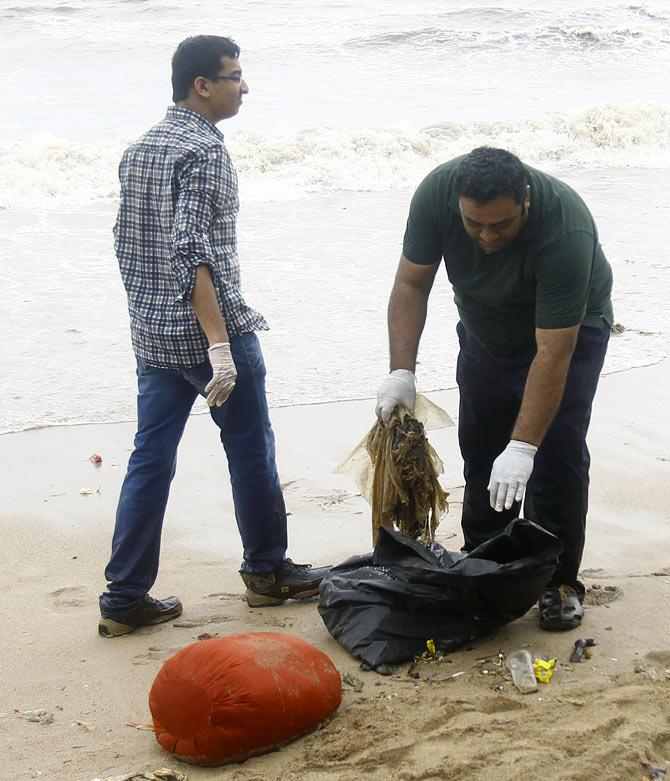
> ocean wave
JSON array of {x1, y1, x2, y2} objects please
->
[
  {"x1": 439, "y1": 6, "x2": 533, "y2": 19},
  {"x1": 0, "y1": 134, "x2": 127, "y2": 208},
  {"x1": 1, "y1": 3, "x2": 81, "y2": 16},
  {"x1": 544, "y1": 23, "x2": 669, "y2": 46},
  {"x1": 1, "y1": 103, "x2": 669, "y2": 209},
  {"x1": 0, "y1": 0, "x2": 167, "y2": 19},
  {"x1": 345, "y1": 26, "x2": 460, "y2": 48},
  {"x1": 629, "y1": 4, "x2": 670, "y2": 21},
  {"x1": 344, "y1": 21, "x2": 670, "y2": 50}
]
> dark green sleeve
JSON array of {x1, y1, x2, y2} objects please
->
[
  {"x1": 535, "y1": 230, "x2": 596, "y2": 329},
  {"x1": 402, "y1": 175, "x2": 443, "y2": 265}
]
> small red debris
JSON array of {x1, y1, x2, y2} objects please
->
[{"x1": 89, "y1": 454, "x2": 103, "y2": 464}]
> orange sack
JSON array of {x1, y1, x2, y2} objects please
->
[{"x1": 149, "y1": 631, "x2": 342, "y2": 766}]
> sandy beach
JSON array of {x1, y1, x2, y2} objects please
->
[{"x1": 1, "y1": 358, "x2": 669, "y2": 781}]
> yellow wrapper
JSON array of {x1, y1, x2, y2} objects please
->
[
  {"x1": 534, "y1": 657, "x2": 556, "y2": 684},
  {"x1": 426, "y1": 639, "x2": 436, "y2": 655}
]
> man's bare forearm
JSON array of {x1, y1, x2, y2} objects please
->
[
  {"x1": 190, "y1": 264, "x2": 229, "y2": 345},
  {"x1": 388, "y1": 278, "x2": 430, "y2": 372},
  {"x1": 387, "y1": 254, "x2": 442, "y2": 372},
  {"x1": 512, "y1": 327, "x2": 579, "y2": 446},
  {"x1": 512, "y1": 354, "x2": 570, "y2": 445}
]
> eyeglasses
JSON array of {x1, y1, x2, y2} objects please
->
[{"x1": 211, "y1": 74, "x2": 243, "y2": 84}]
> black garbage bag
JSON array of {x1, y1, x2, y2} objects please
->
[{"x1": 318, "y1": 518, "x2": 561, "y2": 668}]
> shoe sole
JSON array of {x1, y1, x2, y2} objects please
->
[
  {"x1": 98, "y1": 618, "x2": 137, "y2": 637},
  {"x1": 98, "y1": 609, "x2": 182, "y2": 638},
  {"x1": 539, "y1": 617, "x2": 583, "y2": 632},
  {"x1": 245, "y1": 586, "x2": 319, "y2": 608}
]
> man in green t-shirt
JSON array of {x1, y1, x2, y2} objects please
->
[{"x1": 375, "y1": 147, "x2": 613, "y2": 632}]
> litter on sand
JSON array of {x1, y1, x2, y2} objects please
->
[
  {"x1": 507, "y1": 650, "x2": 538, "y2": 694},
  {"x1": 570, "y1": 638, "x2": 596, "y2": 663},
  {"x1": 342, "y1": 672, "x2": 364, "y2": 691},
  {"x1": 641, "y1": 762, "x2": 667, "y2": 781},
  {"x1": 20, "y1": 709, "x2": 54, "y2": 724},
  {"x1": 92, "y1": 771, "x2": 187, "y2": 781},
  {"x1": 534, "y1": 657, "x2": 557, "y2": 684},
  {"x1": 73, "y1": 719, "x2": 95, "y2": 731}
]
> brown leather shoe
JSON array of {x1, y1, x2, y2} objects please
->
[
  {"x1": 241, "y1": 559, "x2": 331, "y2": 607},
  {"x1": 539, "y1": 584, "x2": 584, "y2": 631}
]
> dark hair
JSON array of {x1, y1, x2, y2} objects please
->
[
  {"x1": 171, "y1": 35, "x2": 240, "y2": 102},
  {"x1": 454, "y1": 147, "x2": 527, "y2": 205}
]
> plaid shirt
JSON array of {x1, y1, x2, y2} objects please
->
[{"x1": 114, "y1": 105, "x2": 268, "y2": 368}]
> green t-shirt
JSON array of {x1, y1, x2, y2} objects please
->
[{"x1": 403, "y1": 158, "x2": 614, "y2": 353}]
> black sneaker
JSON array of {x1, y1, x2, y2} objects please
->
[
  {"x1": 539, "y1": 583, "x2": 585, "y2": 631},
  {"x1": 98, "y1": 595, "x2": 183, "y2": 637},
  {"x1": 241, "y1": 559, "x2": 331, "y2": 607}
]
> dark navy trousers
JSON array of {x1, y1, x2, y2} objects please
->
[
  {"x1": 100, "y1": 332, "x2": 288, "y2": 618},
  {"x1": 456, "y1": 321, "x2": 609, "y2": 587}
]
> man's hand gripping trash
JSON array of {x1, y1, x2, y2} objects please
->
[
  {"x1": 375, "y1": 369, "x2": 417, "y2": 425},
  {"x1": 376, "y1": 370, "x2": 537, "y2": 513}
]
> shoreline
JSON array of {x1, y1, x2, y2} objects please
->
[
  {"x1": 1, "y1": 349, "x2": 666, "y2": 439},
  {"x1": 1, "y1": 359, "x2": 669, "y2": 566}
]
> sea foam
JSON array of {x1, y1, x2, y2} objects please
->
[{"x1": 1, "y1": 102, "x2": 669, "y2": 209}]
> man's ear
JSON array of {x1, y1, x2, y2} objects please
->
[{"x1": 192, "y1": 76, "x2": 211, "y2": 99}]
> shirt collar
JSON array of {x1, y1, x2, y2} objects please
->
[{"x1": 165, "y1": 105, "x2": 225, "y2": 141}]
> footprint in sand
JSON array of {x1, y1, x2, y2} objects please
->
[
  {"x1": 422, "y1": 700, "x2": 476, "y2": 732},
  {"x1": 638, "y1": 649, "x2": 670, "y2": 682},
  {"x1": 645, "y1": 649, "x2": 670, "y2": 667},
  {"x1": 132, "y1": 646, "x2": 181, "y2": 665},
  {"x1": 652, "y1": 726, "x2": 670, "y2": 759},
  {"x1": 204, "y1": 592, "x2": 241, "y2": 602},
  {"x1": 245, "y1": 613, "x2": 294, "y2": 629},
  {"x1": 477, "y1": 696, "x2": 525, "y2": 715},
  {"x1": 49, "y1": 586, "x2": 90, "y2": 613},
  {"x1": 173, "y1": 613, "x2": 236, "y2": 629},
  {"x1": 583, "y1": 584, "x2": 622, "y2": 607}
]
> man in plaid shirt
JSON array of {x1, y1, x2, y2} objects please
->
[{"x1": 99, "y1": 35, "x2": 329, "y2": 637}]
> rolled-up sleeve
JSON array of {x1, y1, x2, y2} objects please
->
[{"x1": 170, "y1": 146, "x2": 226, "y2": 302}]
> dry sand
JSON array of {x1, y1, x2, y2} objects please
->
[{"x1": 1, "y1": 359, "x2": 669, "y2": 781}]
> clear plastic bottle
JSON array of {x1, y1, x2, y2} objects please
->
[{"x1": 506, "y1": 650, "x2": 538, "y2": 694}]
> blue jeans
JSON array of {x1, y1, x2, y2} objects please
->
[
  {"x1": 456, "y1": 321, "x2": 609, "y2": 587},
  {"x1": 100, "y1": 332, "x2": 288, "y2": 617}
]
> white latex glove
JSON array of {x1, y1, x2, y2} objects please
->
[
  {"x1": 375, "y1": 369, "x2": 416, "y2": 425},
  {"x1": 205, "y1": 342, "x2": 237, "y2": 407},
  {"x1": 487, "y1": 440, "x2": 538, "y2": 512}
]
